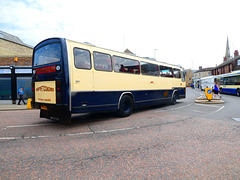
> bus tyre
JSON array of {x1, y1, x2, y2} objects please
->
[
  {"x1": 237, "y1": 89, "x2": 240, "y2": 97},
  {"x1": 118, "y1": 95, "x2": 133, "y2": 117},
  {"x1": 170, "y1": 92, "x2": 177, "y2": 105}
]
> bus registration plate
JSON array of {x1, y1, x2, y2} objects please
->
[{"x1": 41, "y1": 105, "x2": 48, "y2": 110}]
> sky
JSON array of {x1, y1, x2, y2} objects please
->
[{"x1": 1, "y1": 0, "x2": 240, "y2": 70}]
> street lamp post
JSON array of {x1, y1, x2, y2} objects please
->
[
  {"x1": 10, "y1": 66, "x2": 17, "y2": 104},
  {"x1": 154, "y1": 49, "x2": 157, "y2": 59}
]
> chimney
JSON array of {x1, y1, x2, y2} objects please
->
[
  {"x1": 199, "y1": 66, "x2": 202, "y2": 70},
  {"x1": 234, "y1": 50, "x2": 239, "y2": 57}
]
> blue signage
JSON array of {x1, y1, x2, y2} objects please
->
[{"x1": 207, "y1": 90, "x2": 212, "y2": 94}]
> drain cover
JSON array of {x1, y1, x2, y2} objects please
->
[{"x1": 232, "y1": 118, "x2": 240, "y2": 122}]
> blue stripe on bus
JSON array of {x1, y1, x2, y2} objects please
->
[
  {"x1": 221, "y1": 88, "x2": 237, "y2": 95},
  {"x1": 71, "y1": 88, "x2": 185, "y2": 113}
]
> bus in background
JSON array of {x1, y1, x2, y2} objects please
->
[
  {"x1": 217, "y1": 70, "x2": 240, "y2": 96},
  {"x1": 200, "y1": 76, "x2": 215, "y2": 90},
  {"x1": 32, "y1": 38, "x2": 186, "y2": 124}
]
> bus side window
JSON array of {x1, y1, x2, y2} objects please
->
[
  {"x1": 173, "y1": 68, "x2": 181, "y2": 78},
  {"x1": 74, "y1": 48, "x2": 91, "y2": 69},
  {"x1": 141, "y1": 62, "x2": 159, "y2": 76},
  {"x1": 93, "y1": 52, "x2": 112, "y2": 72},
  {"x1": 160, "y1": 66, "x2": 173, "y2": 78},
  {"x1": 113, "y1": 56, "x2": 140, "y2": 74}
]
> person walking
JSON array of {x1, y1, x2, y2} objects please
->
[
  {"x1": 213, "y1": 81, "x2": 221, "y2": 99},
  {"x1": 18, "y1": 87, "x2": 26, "y2": 105}
]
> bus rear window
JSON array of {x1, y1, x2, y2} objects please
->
[{"x1": 34, "y1": 43, "x2": 61, "y2": 66}]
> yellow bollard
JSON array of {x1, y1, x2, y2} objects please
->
[
  {"x1": 205, "y1": 88, "x2": 213, "y2": 101},
  {"x1": 27, "y1": 98, "x2": 32, "y2": 109}
]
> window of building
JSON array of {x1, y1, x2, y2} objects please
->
[
  {"x1": 160, "y1": 66, "x2": 173, "y2": 77},
  {"x1": 93, "y1": 52, "x2": 112, "y2": 72},
  {"x1": 141, "y1": 62, "x2": 159, "y2": 76},
  {"x1": 113, "y1": 56, "x2": 140, "y2": 74},
  {"x1": 74, "y1": 48, "x2": 91, "y2": 69}
]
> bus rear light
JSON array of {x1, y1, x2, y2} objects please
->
[
  {"x1": 56, "y1": 80, "x2": 62, "y2": 104},
  {"x1": 32, "y1": 82, "x2": 35, "y2": 92},
  {"x1": 36, "y1": 65, "x2": 56, "y2": 74}
]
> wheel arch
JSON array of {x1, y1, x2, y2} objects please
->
[
  {"x1": 172, "y1": 89, "x2": 179, "y2": 99},
  {"x1": 118, "y1": 92, "x2": 135, "y2": 109}
]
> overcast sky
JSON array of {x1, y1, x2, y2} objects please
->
[{"x1": 1, "y1": 0, "x2": 240, "y2": 70}]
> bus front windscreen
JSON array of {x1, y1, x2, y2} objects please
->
[{"x1": 34, "y1": 43, "x2": 61, "y2": 66}]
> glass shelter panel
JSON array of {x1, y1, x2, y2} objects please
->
[
  {"x1": 0, "y1": 77, "x2": 11, "y2": 99},
  {"x1": 17, "y1": 77, "x2": 32, "y2": 99}
]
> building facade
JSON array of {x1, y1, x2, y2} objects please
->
[
  {"x1": 193, "y1": 66, "x2": 213, "y2": 89},
  {"x1": 211, "y1": 38, "x2": 240, "y2": 75},
  {"x1": 0, "y1": 30, "x2": 33, "y2": 102},
  {"x1": 185, "y1": 69, "x2": 194, "y2": 87}
]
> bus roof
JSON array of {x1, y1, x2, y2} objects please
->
[
  {"x1": 66, "y1": 38, "x2": 183, "y2": 69},
  {"x1": 217, "y1": 70, "x2": 240, "y2": 78}
]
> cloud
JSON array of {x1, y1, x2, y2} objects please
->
[{"x1": 1, "y1": 0, "x2": 240, "y2": 69}]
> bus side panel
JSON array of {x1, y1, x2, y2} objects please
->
[
  {"x1": 70, "y1": 89, "x2": 176, "y2": 113},
  {"x1": 71, "y1": 91, "x2": 119, "y2": 113},
  {"x1": 221, "y1": 87, "x2": 237, "y2": 94}
]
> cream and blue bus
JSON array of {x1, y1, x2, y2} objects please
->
[
  {"x1": 217, "y1": 70, "x2": 240, "y2": 96},
  {"x1": 32, "y1": 38, "x2": 186, "y2": 123}
]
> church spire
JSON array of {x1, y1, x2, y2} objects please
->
[{"x1": 224, "y1": 37, "x2": 230, "y2": 61}]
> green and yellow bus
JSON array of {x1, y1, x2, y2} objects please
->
[{"x1": 32, "y1": 38, "x2": 186, "y2": 123}]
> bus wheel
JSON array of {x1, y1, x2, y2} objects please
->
[
  {"x1": 170, "y1": 92, "x2": 177, "y2": 105},
  {"x1": 237, "y1": 89, "x2": 240, "y2": 97},
  {"x1": 118, "y1": 95, "x2": 133, "y2": 117}
]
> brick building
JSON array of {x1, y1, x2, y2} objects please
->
[
  {"x1": 211, "y1": 38, "x2": 240, "y2": 75},
  {"x1": 0, "y1": 30, "x2": 33, "y2": 101},
  {"x1": 0, "y1": 30, "x2": 33, "y2": 66}
]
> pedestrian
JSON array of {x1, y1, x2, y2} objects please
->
[
  {"x1": 191, "y1": 83, "x2": 194, "y2": 89},
  {"x1": 213, "y1": 81, "x2": 221, "y2": 99},
  {"x1": 18, "y1": 87, "x2": 26, "y2": 105}
]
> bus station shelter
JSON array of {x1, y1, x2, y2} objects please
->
[{"x1": 0, "y1": 66, "x2": 32, "y2": 103}]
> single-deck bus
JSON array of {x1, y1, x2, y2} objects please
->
[
  {"x1": 32, "y1": 38, "x2": 186, "y2": 123},
  {"x1": 200, "y1": 76, "x2": 215, "y2": 90},
  {"x1": 217, "y1": 70, "x2": 240, "y2": 96}
]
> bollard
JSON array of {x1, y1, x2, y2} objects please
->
[
  {"x1": 205, "y1": 88, "x2": 213, "y2": 101},
  {"x1": 27, "y1": 98, "x2": 32, "y2": 109}
]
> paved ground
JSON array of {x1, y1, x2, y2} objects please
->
[
  {"x1": 0, "y1": 89, "x2": 240, "y2": 179},
  {"x1": 0, "y1": 100, "x2": 29, "y2": 111}
]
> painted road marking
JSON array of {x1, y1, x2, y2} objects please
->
[
  {"x1": 5, "y1": 124, "x2": 50, "y2": 128},
  {"x1": 232, "y1": 118, "x2": 240, "y2": 122},
  {"x1": 207, "y1": 106, "x2": 225, "y2": 115},
  {"x1": 154, "y1": 103, "x2": 193, "y2": 113},
  {"x1": 0, "y1": 127, "x2": 141, "y2": 141},
  {"x1": 195, "y1": 103, "x2": 221, "y2": 108}
]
